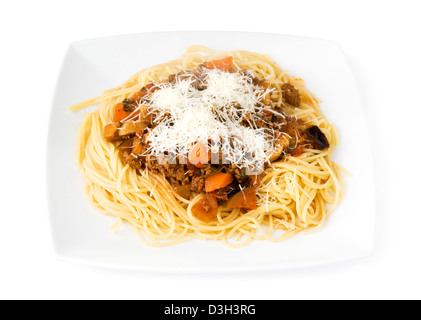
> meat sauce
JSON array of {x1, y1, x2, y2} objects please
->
[{"x1": 103, "y1": 58, "x2": 329, "y2": 222}]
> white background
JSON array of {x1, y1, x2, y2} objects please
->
[{"x1": 1, "y1": 0, "x2": 420, "y2": 300}]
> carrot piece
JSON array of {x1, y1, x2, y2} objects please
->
[
  {"x1": 191, "y1": 193, "x2": 219, "y2": 223},
  {"x1": 205, "y1": 173, "x2": 234, "y2": 193},
  {"x1": 250, "y1": 174, "x2": 262, "y2": 186},
  {"x1": 113, "y1": 103, "x2": 139, "y2": 122},
  {"x1": 188, "y1": 142, "x2": 210, "y2": 168},
  {"x1": 291, "y1": 147, "x2": 304, "y2": 157},
  {"x1": 132, "y1": 142, "x2": 145, "y2": 155},
  {"x1": 226, "y1": 186, "x2": 257, "y2": 210},
  {"x1": 204, "y1": 56, "x2": 233, "y2": 72},
  {"x1": 113, "y1": 103, "x2": 128, "y2": 122}
]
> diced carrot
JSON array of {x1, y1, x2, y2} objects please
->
[
  {"x1": 113, "y1": 103, "x2": 139, "y2": 122},
  {"x1": 250, "y1": 174, "x2": 262, "y2": 186},
  {"x1": 132, "y1": 143, "x2": 145, "y2": 155},
  {"x1": 226, "y1": 186, "x2": 257, "y2": 210},
  {"x1": 191, "y1": 193, "x2": 218, "y2": 223},
  {"x1": 205, "y1": 173, "x2": 234, "y2": 193},
  {"x1": 204, "y1": 56, "x2": 233, "y2": 72},
  {"x1": 188, "y1": 142, "x2": 210, "y2": 168},
  {"x1": 291, "y1": 147, "x2": 304, "y2": 157}
]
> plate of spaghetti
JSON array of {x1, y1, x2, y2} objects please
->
[{"x1": 48, "y1": 32, "x2": 375, "y2": 271}]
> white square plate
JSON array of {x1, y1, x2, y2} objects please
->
[{"x1": 48, "y1": 31, "x2": 375, "y2": 272}]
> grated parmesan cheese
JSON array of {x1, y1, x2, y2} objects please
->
[{"x1": 142, "y1": 68, "x2": 277, "y2": 171}]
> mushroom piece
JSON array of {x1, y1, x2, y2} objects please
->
[
  {"x1": 268, "y1": 135, "x2": 290, "y2": 162},
  {"x1": 281, "y1": 83, "x2": 301, "y2": 107},
  {"x1": 305, "y1": 126, "x2": 330, "y2": 150},
  {"x1": 103, "y1": 122, "x2": 120, "y2": 141},
  {"x1": 118, "y1": 120, "x2": 150, "y2": 137}
]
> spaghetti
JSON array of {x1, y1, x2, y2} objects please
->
[{"x1": 70, "y1": 46, "x2": 345, "y2": 247}]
